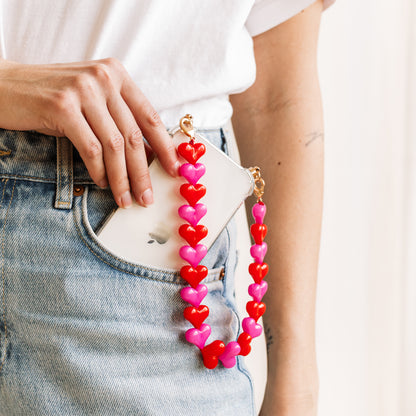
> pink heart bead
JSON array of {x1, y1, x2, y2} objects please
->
[
  {"x1": 252, "y1": 202, "x2": 266, "y2": 224},
  {"x1": 218, "y1": 341, "x2": 241, "y2": 368},
  {"x1": 250, "y1": 242, "x2": 268, "y2": 264},
  {"x1": 242, "y1": 317, "x2": 262, "y2": 338},
  {"x1": 185, "y1": 323, "x2": 211, "y2": 349},
  {"x1": 248, "y1": 281, "x2": 268, "y2": 303},
  {"x1": 179, "y1": 163, "x2": 206, "y2": 185},
  {"x1": 179, "y1": 244, "x2": 207, "y2": 267},
  {"x1": 178, "y1": 203, "x2": 207, "y2": 227},
  {"x1": 180, "y1": 284, "x2": 208, "y2": 307}
]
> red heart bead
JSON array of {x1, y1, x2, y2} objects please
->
[
  {"x1": 179, "y1": 224, "x2": 208, "y2": 247},
  {"x1": 246, "y1": 301, "x2": 266, "y2": 321},
  {"x1": 180, "y1": 265, "x2": 208, "y2": 288},
  {"x1": 180, "y1": 184, "x2": 206, "y2": 206},
  {"x1": 178, "y1": 142, "x2": 206, "y2": 164},
  {"x1": 248, "y1": 262, "x2": 269, "y2": 284},
  {"x1": 184, "y1": 305, "x2": 209, "y2": 329},
  {"x1": 202, "y1": 340, "x2": 225, "y2": 369},
  {"x1": 237, "y1": 333, "x2": 252, "y2": 356},
  {"x1": 250, "y1": 224, "x2": 268, "y2": 245}
]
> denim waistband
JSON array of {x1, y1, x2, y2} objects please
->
[{"x1": 0, "y1": 127, "x2": 226, "y2": 209}]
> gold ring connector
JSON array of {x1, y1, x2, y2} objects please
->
[
  {"x1": 179, "y1": 114, "x2": 195, "y2": 139},
  {"x1": 249, "y1": 166, "x2": 265, "y2": 200}
]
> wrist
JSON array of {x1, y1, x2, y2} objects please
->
[
  {"x1": 267, "y1": 340, "x2": 318, "y2": 379},
  {"x1": 265, "y1": 331, "x2": 319, "y2": 400},
  {"x1": 261, "y1": 359, "x2": 319, "y2": 416},
  {"x1": 260, "y1": 389, "x2": 319, "y2": 416}
]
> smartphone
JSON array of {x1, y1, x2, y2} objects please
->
[{"x1": 96, "y1": 128, "x2": 254, "y2": 270}]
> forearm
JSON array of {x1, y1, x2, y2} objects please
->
[
  {"x1": 229, "y1": 5, "x2": 324, "y2": 410},
  {"x1": 231, "y1": 75, "x2": 323, "y2": 413}
]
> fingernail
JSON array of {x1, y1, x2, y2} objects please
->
[
  {"x1": 141, "y1": 188, "x2": 153, "y2": 206},
  {"x1": 98, "y1": 179, "x2": 108, "y2": 188},
  {"x1": 173, "y1": 161, "x2": 181, "y2": 176},
  {"x1": 120, "y1": 191, "x2": 133, "y2": 208}
]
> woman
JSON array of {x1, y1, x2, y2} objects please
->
[{"x1": 0, "y1": 0, "x2": 332, "y2": 414}]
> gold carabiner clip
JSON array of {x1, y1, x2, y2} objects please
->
[
  {"x1": 179, "y1": 114, "x2": 195, "y2": 140},
  {"x1": 249, "y1": 166, "x2": 265, "y2": 201}
]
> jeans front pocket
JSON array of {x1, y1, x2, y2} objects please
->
[{"x1": 72, "y1": 184, "x2": 228, "y2": 284}]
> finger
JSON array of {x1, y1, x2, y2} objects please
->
[
  {"x1": 62, "y1": 114, "x2": 108, "y2": 188},
  {"x1": 121, "y1": 79, "x2": 180, "y2": 177},
  {"x1": 107, "y1": 95, "x2": 153, "y2": 206},
  {"x1": 83, "y1": 104, "x2": 132, "y2": 208},
  {"x1": 145, "y1": 142, "x2": 155, "y2": 165}
]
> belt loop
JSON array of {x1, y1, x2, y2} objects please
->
[{"x1": 54, "y1": 137, "x2": 74, "y2": 210}]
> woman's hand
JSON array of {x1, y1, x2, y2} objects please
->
[{"x1": 0, "y1": 58, "x2": 180, "y2": 208}]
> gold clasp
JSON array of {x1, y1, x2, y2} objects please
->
[
  {"x1": 179, "y1": 114, "x2": 195, "y2": 140},
  {"x1": 249, "y1": 166, "x2": 265, "y2": 201}
]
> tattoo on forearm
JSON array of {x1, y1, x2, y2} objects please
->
[
  {"x1": 305, "y1": 131, "x2": 324, "y2": 147},
  {"x1": 264, "y1": 324, "x2": 274, "y2": 353}
]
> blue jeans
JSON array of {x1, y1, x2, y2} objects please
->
[{"x1": 0, "y1": 128, "x2": 255, "y2": 415}]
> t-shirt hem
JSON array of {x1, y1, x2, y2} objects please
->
[{"x1": 246, "y1": 0, "x2": 335, "y2": 37}]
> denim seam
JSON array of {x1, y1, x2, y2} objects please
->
[
  {"x1": 0, "y1": 174, "x2": 56, "y2": 182},
  {"x1": 236, "y1": 360, "x2": 256, "y2": 415},
  {"x1": 0, "y1": 179, "x2": 16, "y2": 373},
  {"x1": 0, "y1": 174, "x2": 95, "y2": 184},
  {"x1": 223, "y1": 219, "x2": 256, "y2": 416},
  {"x1": 0, "y1": 179, "x2": 8, "y2": 373},
  {"x1": 68, "y1": 142, "x2": 73, "y2": 205},
  {"x1": 56, "y1": 137, "x2": 62, "y2": 205}
]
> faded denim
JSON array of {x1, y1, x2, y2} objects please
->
[{"x1": 0, "y1": 127, "x2": 255, "y2": 415}]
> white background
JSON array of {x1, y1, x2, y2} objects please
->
[{"x1": 317, "y1": 1, "x2": 416, "y2": 415}]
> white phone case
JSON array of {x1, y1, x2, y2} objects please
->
[{"x1": 96, "y1": 129, "x2": 254, "y2": 270}]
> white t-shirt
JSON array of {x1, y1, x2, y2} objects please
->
[{"x1": 0, "y1": 0, "x2": 334, "y2": 129}]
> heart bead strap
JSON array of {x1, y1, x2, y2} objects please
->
[{"x1": 177, "y1": 114, "x2": 268, "y2": 369}]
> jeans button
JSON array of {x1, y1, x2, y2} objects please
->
[{"x1": 73, "y1": 185, "x2": 85, "y2": 196}]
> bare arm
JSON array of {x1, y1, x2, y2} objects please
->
[{"x1": 230, "y1": 2, "x2": 324, "y2": 414}]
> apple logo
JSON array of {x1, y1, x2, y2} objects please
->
[{"x1": 147, "y1": 222, "x2": 171, "y2": 245}]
